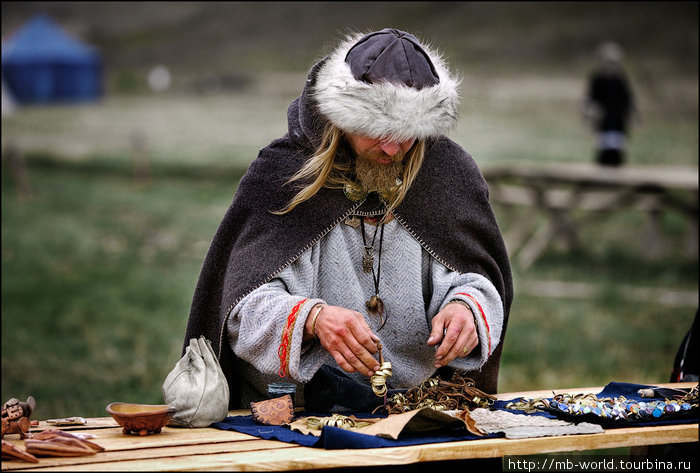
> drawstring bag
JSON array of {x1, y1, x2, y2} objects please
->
[{"x1": 162, "y1": 336, "x2": 229, "y2": 427}]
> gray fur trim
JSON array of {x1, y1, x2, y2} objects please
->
[{"x1": 312, "y1": 33, "x2": 461, "y2": 142}]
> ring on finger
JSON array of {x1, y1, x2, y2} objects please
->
[{"x1": 462, "y1": 346, "x2": 468, "y2": 355}]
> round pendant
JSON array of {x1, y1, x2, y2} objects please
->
[{"x1": 343, "y1": 182, "x2": 367, "y2": 202}]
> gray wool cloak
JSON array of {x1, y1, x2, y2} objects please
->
[{"x1": 183, "y1": 59, "x2": 513, "y2": 408}]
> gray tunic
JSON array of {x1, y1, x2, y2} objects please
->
[{"x1": 227, "y1": 215, "x2": 503, "y2": 406}]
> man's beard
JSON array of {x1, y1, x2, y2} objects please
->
[{"x1": 354, "y1": 149, "x2": 405, "y2": 193}]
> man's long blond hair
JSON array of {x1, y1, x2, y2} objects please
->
[{"x1": 273, "y1": 124, "x2": 425, "y2": 217}]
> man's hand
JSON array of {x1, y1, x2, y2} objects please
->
[
  {"x1": 304, "y1": 305, "x2": 380, "y2": 377},
  {"x1": 427, "y1": 302, "x2": 478, "y2": 368}
]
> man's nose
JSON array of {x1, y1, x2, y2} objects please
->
[{"x1": 379, "y1": 140, "x2": 401, "y2": 156}]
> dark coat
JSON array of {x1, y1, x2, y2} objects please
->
[
  {"x1": 183, "y1": 58, "x2": 513, "y2": 408},
  {"x1": 587, "y1": 68, "x2": 634, "y2": 133}
]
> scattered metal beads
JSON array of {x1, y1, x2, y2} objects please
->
[{"x1": 505, "y1": 384, "x2": 698, "y2": 422}]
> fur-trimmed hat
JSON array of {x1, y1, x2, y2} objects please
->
[{"x1": 312, "y1": 28, "x2": 460, "y2": 142}]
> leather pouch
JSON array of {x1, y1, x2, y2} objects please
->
[
  {"x1": 250, "y1": 395, "x2": 294, "y2": 426},
  {"x1": 162, "y1": 336, "x2": 230, "y2": 427}
]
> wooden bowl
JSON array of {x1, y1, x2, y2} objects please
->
[{"x1": 106, "y1": 402, "x2": 177, "y2": 436}]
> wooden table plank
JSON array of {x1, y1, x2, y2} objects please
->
[
  {"x1": 1, "y1": 439, "x2": 300, "y2": 471},
  {"x1": 12, "y1": 423, "x2": 695, "y2": 472},
  {"x1": 33, "y1": 418, "x2": 119, "y2": 431},
  {"x1": 4, "y1": 421, "x2": 696, "y2": 472},
  {"x1": 15, "y1": 426, "x2": 258, "y2": 452}
]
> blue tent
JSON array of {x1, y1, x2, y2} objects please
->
[{"x1": 1, "y1": 14, "x2": 102, "y2": 104}]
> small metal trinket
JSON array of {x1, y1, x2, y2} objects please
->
[
  {"x1": 370, "y1": 342, "x2": 392, "y2": 398},
  {"x1": 362, "y1": 246, "x2": 374, "y2": 273},
  {"x1": 343, "y1": 182, "x2": 367, "y2": 202},
  {"x1": 306, "y1": 414, "x2": 358, "y2": 430}
]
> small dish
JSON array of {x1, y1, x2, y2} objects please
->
[{"x1": 106, "y1": 402, "x2": 177, "y2": 436}]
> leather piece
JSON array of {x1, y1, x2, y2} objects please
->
[{"x1": 250, "y1": 395, "x2": 294, "y2": 426}]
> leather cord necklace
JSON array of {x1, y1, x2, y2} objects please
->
[{"x1": 360, "y1": 216, "x2": 387, "y2": 330}]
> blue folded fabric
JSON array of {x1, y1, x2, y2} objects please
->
[
  {"x1": 211, "y1": 382, "x2": 697, "y2": 449},
  {"x1": 318, "y1": 424, "x2": 491, "y2": 450},
  {"x1": 212, "y1": 413, "x2": 322, "y2": 447},
  {"x1": 211, "y1": 411, "x2": 496, "y2": 449}
]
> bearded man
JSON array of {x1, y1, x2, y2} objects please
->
[{"x1": 184, "y1": 28, "x2": 513, "y2": 410}]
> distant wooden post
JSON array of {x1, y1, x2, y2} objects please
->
[
  {"x1": 130, "y1": 130, "x2": 151, "y2": 186},
  {"x1": 4, "y1": 141, "x2": 33, "y2": 200},
  {"x1": 643, "y1": 198, "x2": 665, "y2": 260}
]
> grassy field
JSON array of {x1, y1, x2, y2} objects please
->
[{"x1": 1, "y1": 2, "x2": 698, "y2": 420}]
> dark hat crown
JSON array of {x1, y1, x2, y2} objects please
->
[{"x1": 345, "y1": 28, "x2": 439, "y2": 90}]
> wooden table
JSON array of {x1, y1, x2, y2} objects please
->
[
  {"x1": 482, "y1": 163, "x2": 699, "y2": 269},
  {"x1": 2, "y1": 382, "x2": 697, "y2": 471}
]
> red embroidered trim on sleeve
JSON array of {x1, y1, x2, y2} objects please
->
[
  {"x1": 456, "y1": 293, "x2": 491, "y2": 356},
  {"x1": 277, "y1": 298, "x2": 308, "y2": 377}
]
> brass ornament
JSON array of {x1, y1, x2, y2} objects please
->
[
  {"x1": 362, "y1": 246, "x2": 374, "y2": 273},
  {"x1": 378, "y1": 178, "x2": 403, "y2": 203},
  {"x1": 305, "y1": 414, "x2": 374, "y2": 430},
  {"x1": 371, "y1": 362, "x2": 393, "y2": 397},
  {"x1": 343, "y1": 182, "x2": 367, "y2": 202},
  {"x1": 370, "y1": 342, "x2": 393, "y2": 398}
]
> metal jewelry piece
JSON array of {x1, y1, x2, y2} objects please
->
[
  {"x1": 310, "y1": 304, "x2": 324, "y2": 339},
  {"x1": 343, "y1": 182, "x2": 367, "y2": 202},
  {"x1": 377, "y1": 370, "x2": 495, "y2": 415},
  {"x1": 505, "y1": 386, "x2": 699, "y2": 421},
  {"x1": 306, "y1": 414, "x2": 357, "y2": 430},
  {"x1": 371, "y1": 362, "x2": 393, "y2": 397},
  {"x1": 370, "y1": 342, "x2": 393, "y2": 398},
  {"x1": 378, "y1": 177, "x2": 403, "y2": 203},
  {"x1": 362, "y1": 246, "x2": 374, "y2": 273}
]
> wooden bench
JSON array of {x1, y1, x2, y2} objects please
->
[{"x1": 482, "y1": 163, "x2": 699, "y2": 269}]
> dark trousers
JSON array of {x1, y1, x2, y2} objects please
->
[{"x1": 596, "y1": 148, "x2": 624, "y2": 166}]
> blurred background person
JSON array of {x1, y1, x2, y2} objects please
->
[{"x1": 582, "y1": 41, "x2": 637, "y2": 166}]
